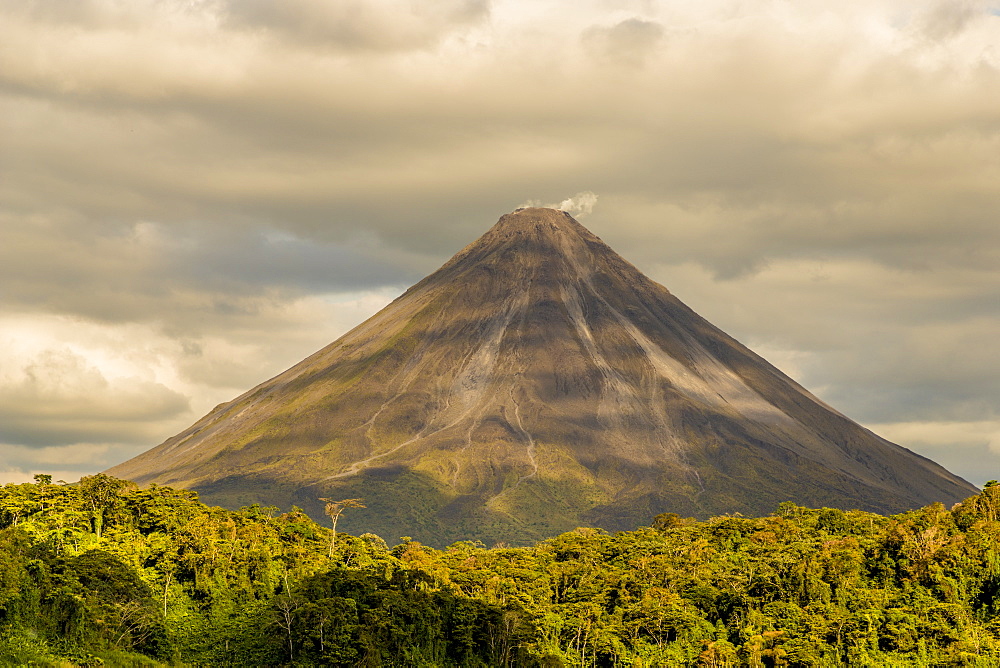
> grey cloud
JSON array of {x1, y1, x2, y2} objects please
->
[
  {"x1": 220, "y1": 0, "x2": 489, "y2": 52},
  {"x1": 582, "y1": 18, "x2": 665, "y2": 67},
  {"x1": 863, "y1": 419, "x2": 1000, "y2": 488},
  {"x1": 655, "y1": 259, "x2": 1000, "y2": 427},
  {"x1": 0, "y1": 349, "x2": 189, "y2": 447},
  {"x1": 0, "y1": 209, "x2": 422, "y2": 330},
  {"x1": 902, "y1": 441, "x2": 1000, "y2": 489},
  {"x1": 0, "y1": 0, "x2": 149, "y2": 29},
  {"x1": 0, "y1": 442, "x2": 143, "y2": 483},
  {"x1": 915, "y1": 0, "x2": 982, "y2": 41},
  {"x1": 806, "y1": 325, "x2": 1000, "y2": 424},
  {"x1": 6, "y1": 2, "x2": 989, "y2": 279},
  {"x1": 154, "y1": 223, "x2": 424, "y2": 294}
]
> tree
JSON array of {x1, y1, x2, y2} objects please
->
[
  {"x1": 653, "y1": 512, "x2": 686, "y2": 530},
  {"x1": 318, "y1": 498, "x2": 365, "y2": 557},
  {"x1": 78, "y1": 474, "x2": 131, "y2": 538}
]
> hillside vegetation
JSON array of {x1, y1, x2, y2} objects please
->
[{"x1": 1, "y1": 475, "x2": 998, "y2": 666}]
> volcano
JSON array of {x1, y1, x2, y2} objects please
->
[{"x1": 107, "y1": 207, "x2": 976, "y2": 545}]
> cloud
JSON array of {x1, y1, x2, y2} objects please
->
[
  {"x1": 864, "y1": 420, "x2": 1000, "y2": 487},
  {"x1": 1, "y1": 0, "x2": 998, "y2": 483},
  {"x1": 0, "y1": 212, "x2": 421, "y2": 327},
  {"x1": 0, "y1": 0, "x2": 150, "y2": 29},
  {"x1": 0, "y1": 343, "x2": 189, "y2": 447},
  {"x1": 0, "y1": 288, "x2": 401, "y2": 471},
  {"x1": 582, "y1": 18, "x2": 665, "y2": 68},
  {"x1": 220, "y1": 0, "x2": 489, "y2": 52},
  {"x1": 0, "y1": 442, "x2": 127, "y2": 485},
  {"x1": 0, "y1": 468, "x2": 97, "y2": 486},
  {"x1": 647, "y1": 259, "x2": 1000, "y2": 421},
  {"x1": 914, "y1": 0, "x2": 983, "y2": 41}
]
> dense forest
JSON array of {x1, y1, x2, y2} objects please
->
[{"x1": 0, "y1": 475, "x2": 998, "y2": 666}]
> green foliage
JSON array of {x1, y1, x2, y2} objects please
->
[{"x1": 0, "y1": 477, "x2": 999, "y2": 666}]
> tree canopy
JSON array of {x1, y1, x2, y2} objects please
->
[{"x1": 0, "y1": 476, "x2": 998, "y2": 666}]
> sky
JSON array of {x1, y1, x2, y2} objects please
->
[{"x1": 1, "y1": 0, "x2": 999, "y2": 489}]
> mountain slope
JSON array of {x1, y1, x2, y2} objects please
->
[{"x1": 107, "y1": 207, "x2": 976, "y2": 545}]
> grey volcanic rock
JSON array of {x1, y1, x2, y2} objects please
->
[{"x1": 107, "y1": 207, "x2": 977, "y2": 546}]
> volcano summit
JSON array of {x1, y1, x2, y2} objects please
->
[{"x1": 108, "y1": 208, "x2": 976, "y2": 545}]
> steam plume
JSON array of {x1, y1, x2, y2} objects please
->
[{"x1": 519, "y1": 191, "x2": 599, "y2": 217}]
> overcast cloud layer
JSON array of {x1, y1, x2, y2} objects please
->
[{"x1": 1, "y1": 0, "x2": 998, "y2": 488}]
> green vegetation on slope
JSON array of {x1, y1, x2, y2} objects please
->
[{"x1": 0, "y1": 475, "x2": 998, "y2": 666}]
